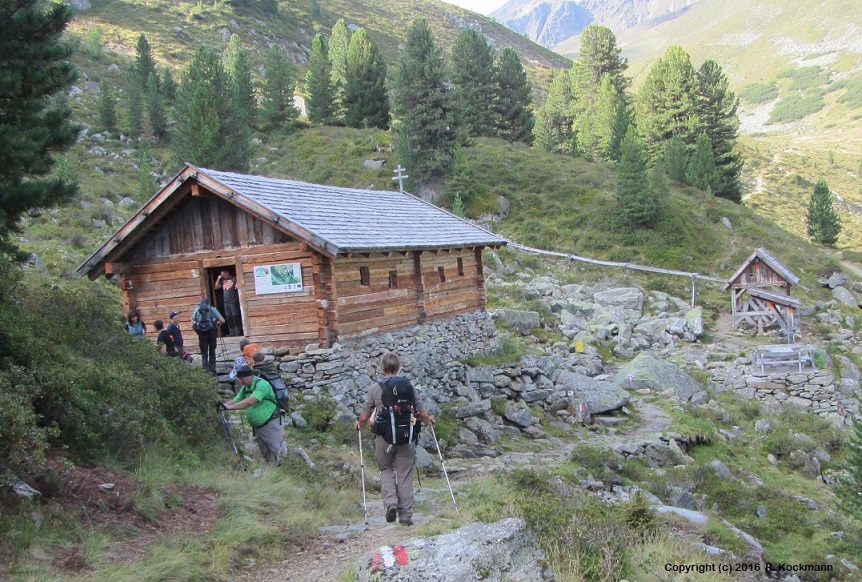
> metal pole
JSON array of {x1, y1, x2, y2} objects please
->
[
  {"x1": 429, "y1": 425, "x2": 459, "y2": 515},
  {"x1": 357, "y1": 427, "x2": 368, "y2": 524}
]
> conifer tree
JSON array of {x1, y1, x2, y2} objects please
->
[
  {"x1": 534, "y1": 68, "x2": 576, "y2": 154},
  {"x1": 450, "y1": 29, "x2": 497, "y2": 138},
  {"x1": 636, "y1": 46, "x2": 701, "y2": 165},
  {"x1": 126, "y1": 69, "x2": 144, "y2": 138},
  {"x1": 224, "y1": 36, "x2": 257, "y2": 130},
  {"x1": 261, "y1": 45, "x2": 298, "y2": 130},
  {"x1": 329, "y1": 19, "x2": 353, "y2": 124},
  {"x1": 608, "y1": 98, "x2": 630, "y2": 161},
  {"x1": 686, "y1": 132, "x2": 719, "y2": 192},
  {"x1": 161, "y1": 68, "x2": 177, "y2": 104},
  {"x1": 172, "y1": 47, "x2": 250, "y2": 171},
  {"x1": 696, "y1": 59, "x2": 743, "y2": 202},
  {"x1": 145, "y1": 73, "x2": 167, "y2": 140},
  {"x1": 493, "y1": 48, "x2": 534, "y2": 144},
  {"x1": 134, "y1": 34, "x2": 158, "y2": 91},
  {"x1": 572, "y1": 24, "x2": 629, "y2": 99},
  {"x1": 98, "y1": 84, "x2": 117, "y2": 135},
  {"x1": 393, "y1": 19, "x2": 457, "y2": 185},
  {"x1": 0, "y1": 0, "x2": 79, "y2": 258},
  {"x1": 137, "y1": 142, "x2": 154, "y2": 199},
  {"x1": 344, "y1": 29, "x2": 390, "y2": 129},
  {"x1": 806, "y1": 179, "x2": 842, "y2": 246},
  {"x1": 305, "y1": 33, "x2": 334, "y2": 124},
  {"x1": 444, "y1": 144, "x2": 475, "y2": 211},
  {"x1": 616, "y1": 127, "x2": 658, "y2": 227},
  {"x1": 663, "y1": 133, "x2": 689, "y2": 182},
  {"x1": 576, "y1": 74, "x2": 622, "y2": 161}
]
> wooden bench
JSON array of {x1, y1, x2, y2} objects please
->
[{"x1": 752, "y1": 343, "x2": 813, "y2": 374}]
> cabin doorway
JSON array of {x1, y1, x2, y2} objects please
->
[{"x1": 206, "y1": 265, "x2": 244, "y2": 338}]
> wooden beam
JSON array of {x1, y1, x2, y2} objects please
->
[
  {"x1": 191, "y1": 184, "x2": 201, "y2": 197},
  {"x1": 413, "y1": 251, "x2": 426, "y2": 324},
  {"x1": 104, "y1": 262, "x2": 128, "y2": 274}
]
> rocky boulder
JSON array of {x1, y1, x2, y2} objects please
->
[
  {"x1": 495, "y1": 309, "x2": 541, "y2": 334},
  {"x1": 555, "y1": 370, "x2": 630, "y2": 414},
  {"x1": 356, "y1": 518, "x2": 553, "y2": 581},
  {"x1": 613, "y1": 352, "x2": 706, "y2": 402}
]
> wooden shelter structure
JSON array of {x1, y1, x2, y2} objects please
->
[
  {"x1": 77, "y1": 165, "x2": 507, "y2": 349},
  {"x1": 721, "y1": 247, "x2": 801, "y2": 341}
]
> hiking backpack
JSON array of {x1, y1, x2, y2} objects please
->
[
  {"x1": 373, "y1": 376, "x2": 420, "y2": 445},
  {"x1": 255, "y1": 372, "x2": 289, "y2": 414},
  {"x1": 193, "y1": 306, "x2": 216, "y2": 332}
]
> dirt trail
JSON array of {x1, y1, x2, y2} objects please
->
[{"x1": 238, "y1": 397, "x2": 674, "y2": 581}]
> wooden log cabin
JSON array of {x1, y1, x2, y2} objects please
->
[
  {"x1": 720, "y1": 247, "x2": 801, "y2": 340},
  {"x1": 77, "y1": 164, "x2": 507, "y2": 349}
]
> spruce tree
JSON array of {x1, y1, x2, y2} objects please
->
[
  {"x1": 261, "y1": 45, "x2": 298, "y2": 130},
  {"x1": 576, "y1": 73, "x2": 621, "y2": 161},
  {"x1": 616, "y1": 127, "x2": 658, "y2": 227},
  {"x1": 493, "y1": 47, "x2": 534, "y2": 144},
  {"x1": 663, "y1": 133, "x2": 689, "y2": 182},
  {"x1": 696, "y1": 59, "x2": 743, "y2": 202},
  {"x1": 635, "y1": 46, "x2": 701, "y2": 165},
  {"x1": 0, "y1": 0, "x2": 79, "y2": 258},
  {"x1": 145, "y1": 73, "x2": 167, "y2": 140},
  {"x1": 305, "y1": 33, "x2": 334, "y2": 124},
  {"x1": 572, "y1": 24, "x2": 629, "y2": 99},
  {"x1": 137, "y1": 142, "x2": 154, "y2": 199},
  {"x1": 329, "y1": 20, "x2": 353, "y2": 124},
  {"x1": 806, "y1": 179, "x2": 842, "y2": 246},
  {"x1": 172, "y1": 47, "x2": 250, "y2": 172},
  {"x1": 450, "y1": 29, "x2": 497, "y2": 138},
  {"x1": 134, "y1": 34, "x2": 158, "y2": 91},
  {"x1": 608, "y1": 97, "x2": 630, "y2": 161},
  {"x1": 126, "y1": 68, "x2": 144, "y2": 138},
  {"x1": 344, "y1": 29, "x2": 390, "y2": 129},
  {"x1": 686, "y1": 132, "x2": 719, "y2": 192},
  {"x1": 224, "y1": 37, "x2": 257, "y2": 131},
  {"x1": 161, "y1": 68, "x2": 177, "y2": 104},
  {"x1": 99, "y1": 84, "x2": 117, "y2": 135},
  {"x1": 444, "y1": 144, "x2": 475, "y2": 211},
  {"x1": 393, "y1": 19, "x2": 457, "y2": 185},
  {"x1": 533, "y1": 68, "x2": 576, "y2": 154}
]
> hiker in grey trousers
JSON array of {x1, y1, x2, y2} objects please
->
[{"x1": 355, "y1": 353, "x2": 434, "y2": 526}]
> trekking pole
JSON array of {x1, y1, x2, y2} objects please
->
[
  {"x1": 429, "y1": 425, "x2": 459, "y2": 515},
  {"x1": 357, "y1": 426, "x2": 368, "y2": 524},
  {"x1": 217, "y1": 405, "x2": 245, "y2": 471}
]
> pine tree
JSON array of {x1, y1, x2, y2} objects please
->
[
  {"x1": 835, "y1": 396, "x2": 862, "y2": 520},
  {"x1": 444, "y1": 144, "x2": 475, "y2": 211},
  {"x1": 0, "y1": 0, "x2": 79, "y2": 258},
  {"x1": 171, "y1": 47, "x2": 250, "y2": 171},
  {"x1": 224, "y1": 37, "x2": 257, "y2": 131},
  {"x1": 663, "y1": 133, "x2": 689, "y2": 182},
  {"x1": 450, "y1": 29, "x2": 497, "y2": 138},
  {"x1": 493, "y1": 48, "x2": 534, "y2": 144},
  {"x1": 393, "y1": 19, "x2": 457, "y2": 185},
  {"x1": 329, "y1": 19, "x2": 353, "y2": 124},
  {"x1": 344, "y1": 29, "x2": 390, "y2": 129},
  {"x1": 616, "y1": 127, "x2": 658, "y2": 227},
  {"x1": 133, "y1": 34, "x2": 158, "y2": 91},
  {"x1": 137, "y1": 141, "x2": 154, "y2": 199},
  {"x1": 635, "y1": 46, "x2": 701, "y2": 165},
  {"x1": 534, "y1": 68, "x2": 576, "y2": 154},
  {"x1": 571, "y1": 24, "x2": 629, "y2": 99},
  {"x1": 576, "y1": 74, "x2": 621, "y2": 161},
  {"x1": 126, "y1": 68, "x2": 144, "y2": 138},
  {"x1": 161, "y1": 68, "x2": 177, "y2": 104},
  {"x1": 261, "y1": 45, "x2": 298, "y2": 130},
  {"x1": 696, "y1": 59, "x2": 743, "y2": 202},
  {"x1": 608, "y1": 97, "x2": 630, "y2": 161},
  {"x1": 806, "y1": 179, "x2": 842, "y2": 246},
  {"x1": 145, "y1": 73, "x2": 167, "y2": 140},
  {"x1": 686, "y1": 132, "x2": 719, "y2": 192},
  {"x1": 98, "y1": 84, "x2": 117, "y2": 135},
  {"x1": 305, "y1": 34, "x2": 334, "y2": 124}
]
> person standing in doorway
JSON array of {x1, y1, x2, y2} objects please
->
[
  {"x1": 192, "y1": 298, "x2": 225, "y2": 375},
  {"x1": 215, "y1": 269, "x2": 242, "y2": 336},
  {"x1": 355, "y1": 353, "x2": 434, "y2": 526}
]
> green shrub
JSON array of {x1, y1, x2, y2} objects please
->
[
  {"x1": 768, "y1": 93, "x2": 825, "y2": 123},
  {"x1": 776, "y1": 66, "x2": 831, "y2": 90},
  {"x1": 739, "y1": 82, "x2": 778, "y2": 103},
  {"x1": 299, "y1": 394, "x2": 337, "y2": 432}
]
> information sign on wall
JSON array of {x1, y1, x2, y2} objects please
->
[{"x1": 253, "y1": 263, "x2": 303, "y2": 295}]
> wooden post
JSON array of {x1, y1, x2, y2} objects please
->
[
  {"x1": 474, "y1": 247, "x2": 487, "y2": 311},
  {"x1": 413, "y1": 251, "x2": 426, "y2": 323},
  {"x1": 235, "y1": 255, "x2": 249, "y2": 337},
  {"x1": 691, "y1": 274, "x2": 697, "y2": 308}
]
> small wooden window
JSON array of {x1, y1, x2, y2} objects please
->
[
  {"x1": 389, "y1": 270, "x2": 398, "y2": 289},
  {"x1": 457, "y1": 257, "x2": 464, "y2": 276},
  {"x1": 438, "y1": 266, "x2": 446, "y2": 283},
  {"x1": 360, "y1": 266, "x2": 370, "y2": 286}
]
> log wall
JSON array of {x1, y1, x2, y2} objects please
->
[{"x1": 422, "y1": 250, "x2": 482, "y2": 319}]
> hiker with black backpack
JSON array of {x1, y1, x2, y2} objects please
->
[
  {"x1": 219, "y1": 365, "x2": 286, "y2": 464},
  {"x1": 192, "y1": 297, "x2": 225, "y2": 375},
  {"x1": 354, "y1": 353, "x2": 435, "y2": 526}
]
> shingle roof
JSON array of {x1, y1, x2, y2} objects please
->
[
  {"x1": 198, "y1": 167, "x2": 507, "y2": 253},
  {"x1": 720, "y1": 247, "x2": 800, "y2": 291}
]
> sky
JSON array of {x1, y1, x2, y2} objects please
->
[{"x1": 442, "y1": 0, "x2": 508, "y2": 15}]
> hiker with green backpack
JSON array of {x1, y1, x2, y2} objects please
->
[
  {"x1": 355, "y1": 353, "x2": 435, "y2": 526},
  {"x1": 219, "y1": 364, "x2": 286, "y2": 464}
]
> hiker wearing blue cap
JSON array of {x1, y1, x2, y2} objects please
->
[{"x1": 192, "y1": 297, "x2": 225, "y2": 375}]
